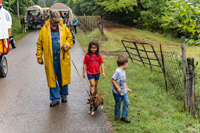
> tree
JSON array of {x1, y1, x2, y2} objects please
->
[
  {"x1": 98, "y1": 0, "x2": 137, "y2": 13},
  {"x1": 66, "y1": 0, "x2": 74, "y2": 10}
]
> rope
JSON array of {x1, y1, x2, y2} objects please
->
[{"x1": 66, "y1": 51, "x2": 90, "y2": 96}]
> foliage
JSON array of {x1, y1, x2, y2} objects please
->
[
  {"x1": 66, "y1": 0, "x2": 74, "y2": 10},
  {"x1": 3, "y1": 0, "x2": 35, "y2": 15},
  {"x1": 44, "y1": 0, "x2": 68, "y2": 7},
  {"x1": 160, "y1": 0, "x2": 200, "y2": 46},
  {"x1": 98, "y1": 0, "x2": 137, "y2": 13}
]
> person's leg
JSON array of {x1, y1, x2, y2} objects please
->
[
  {"x1": 50, "y1": 83, "x2": 61, "y2": 102},
  {"x1": 94, "y1": 73, "x2": 100, "y2": 95},
  {"x1": 121, "y1": 93, "x2": 130, "y2": 123},
  {"x1": 74, "y1": 25, "x2": 77, "y2": 33},
  {"x1": 94, "y1": 80, "x2": 98, "y2": 95},
  {"x1": 87, "y1": 74, "x2": 96, "y2": 96},
  {"x1": 54, "y1": 53, "x2": 68, "y2": 102},
  {"x1": 50, "y1": 54, "x2": 61, "y2": 103},
  {"x1": 122, "y1": 93, "x2": 129, "y2": 118},
  {"x1": 113, "y1": 92, "x2": 122, "y2": 118},
  {"x1": 60, "y1": 85, "x2": 68, "y2": 98},
  {"x1": 56, "y1": 60, "x2": 68, "y2": 98},
  {"x1": 89, "y1": 79, "x2": 95, "y2": 96}
]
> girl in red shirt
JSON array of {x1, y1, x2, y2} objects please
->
[{"x1": 83, "y1": 41, "x2": 105, "y2": 96}]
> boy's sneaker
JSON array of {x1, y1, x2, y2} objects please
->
[
  {"x1": 121, "y1": 117, "x2": 131, "y2": 123},
  {"x1": 115, "y1": 116, "x2": 120, "y2": 120}
]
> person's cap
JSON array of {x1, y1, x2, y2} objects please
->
[{"x1": 51, "y1": 11, "x2": 61, "y2": 22}]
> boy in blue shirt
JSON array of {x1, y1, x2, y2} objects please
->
[{"x1": 111, "y1": 55, "x2": 132, "y2": 123}]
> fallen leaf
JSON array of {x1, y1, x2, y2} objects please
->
[{"x1": 163, "y1": 112, "x2": 168, "y2": 115}]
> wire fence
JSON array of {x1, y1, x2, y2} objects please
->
[
  {"x1": 157, "y1": 51, "x2": 184, "y2": 100},
  {"x1": 101, "y1": 40, "x2": 200, "y2": 114},
  {"x1": 77, "y1": 16, "x2": 100, "y2": 33}
]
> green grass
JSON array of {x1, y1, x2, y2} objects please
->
[
  {"x1": 76, "y1": 25, "x2": 200, "y2": 132},
  {"x1": 12, "y1": 15, "x2": 30, "y2": 41}
]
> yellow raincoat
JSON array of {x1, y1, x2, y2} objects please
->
[{"x1": 36, "y1": 20, "x2": 73, "y2": 88}]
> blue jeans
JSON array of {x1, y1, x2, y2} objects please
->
[
  {"x1": 50, "y1": 50, "x2": 68, "y2": 102},
  {"x1": 113, "y1": 92, "x2": 129, "y2": 118},
  {"x1": 74, "y1": 25, "x2": 77, "y2": 33}
]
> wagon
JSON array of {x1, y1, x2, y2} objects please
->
[
  {"x1": 26, "y1": 5, "x2": 43, "y2": 29},
  {"x1": 0, "y1": 3, "x2": 16, "y2": 77},
  {"x1": 49, "y1": 3, "x2": 75, "y2": 44}
]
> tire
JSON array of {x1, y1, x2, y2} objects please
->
[
  {"x1": 10, "y1": 39, "x2": 16, "y2": 48},
  {"x1": 0, "y1": 55, "x2": 8, "y2": 78}
]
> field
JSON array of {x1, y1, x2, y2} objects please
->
[{"x1": 76, "y1": 17, "x2": 200, "y2": 133}]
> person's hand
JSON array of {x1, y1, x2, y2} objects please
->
[
  {"x1": 117, "y1": 88, "x2": 121, "y2": 94},
  {"x1": 102, "y1": 72, "x2": 105, "y2": 78},
  {"x1": 37, "y1": 57, "x2": 43, "y2": 65},
  {"x1": 63, "y1": 44, "x2": 68, "y2": 51},
  {"x1": 127, "y1": 88, "x2": 132, "y2": 93},
  {"x1": 83, "y1": 73, "x2": 85, "y2": 78}
]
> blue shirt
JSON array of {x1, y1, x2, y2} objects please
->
[{"x1": 73, "y1": 19, "x2": 77, "y2": 25}]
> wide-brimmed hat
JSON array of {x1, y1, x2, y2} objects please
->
[{"x1": 51, "y1": 11, "x2": 61, "y2": 22}]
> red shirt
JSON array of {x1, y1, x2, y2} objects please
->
[{"x1": 83, "y1": 53, "x2": 104, "y2": 75}]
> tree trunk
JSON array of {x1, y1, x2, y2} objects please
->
[{"x1": 17, "y1": 0, "x2": 19, "y2": 17}]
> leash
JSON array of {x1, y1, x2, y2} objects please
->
[
  {"x1": 66, "y1": 50, "x2": 90, "y2": 96},
  {"x1": 57, "y1": 47, "x2": 90, "y2": 96}
]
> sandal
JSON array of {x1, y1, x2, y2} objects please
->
[{"x1": 50, "y1": 101, "x2": 59, "y2": 107}]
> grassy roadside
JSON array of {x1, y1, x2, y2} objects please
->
[
  {"x1": 12, "y1": 15, "x2": 30, "y2": 41},
  {"x1": 76, "y1": 27, "x2": 200, "y2": 132}
]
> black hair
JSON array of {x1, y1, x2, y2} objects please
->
[{"x1": 87, "y1": 40, "x2": 99, "y2": 57}]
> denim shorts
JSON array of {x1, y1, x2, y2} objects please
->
[{"x1": 87, "y1": 73, "x2": 100, "y2": 80}]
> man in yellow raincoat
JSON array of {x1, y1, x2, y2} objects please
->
[{"x1": 36, "y1": 11, "x2": 73, "y2": 107}]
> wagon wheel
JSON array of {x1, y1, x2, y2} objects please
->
[
  {"x1": 0, "y1": 55, "x2": 8, "y2": 77},
  {"x1": 10, "y1": 38, "x2": 16, "y2": 48}
]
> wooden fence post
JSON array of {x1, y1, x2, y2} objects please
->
[
  {"x1": 187, "y1": 58, "x2": 195, "y2": 115},
  {"x1": 182, "y1": 36, "x2": 187, "y2": 111}
]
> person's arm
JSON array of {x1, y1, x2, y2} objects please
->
[
  {"x1": 126, "y1": 84, "x2": 132, "y2": 93},
  {"x1": 100, "y1": 63, "x2": 105, "y2": 78},
  {"x1": 111, "y1": 79, "x2": 121, "y2": 94},
  {"x1": 83, "y1": 63, "x2": 87, "y2": 78}
]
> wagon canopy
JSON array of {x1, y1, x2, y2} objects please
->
[
  {"x1": 49, "y1": 3, "x2": 73, "y2": 24},
  {"x1": 26, "y1": 5, "x2": 43, "y2": 15}
]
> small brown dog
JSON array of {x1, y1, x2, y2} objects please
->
[{"x1": 87, "y1": 93, "x2": 104, "y2": 115}]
